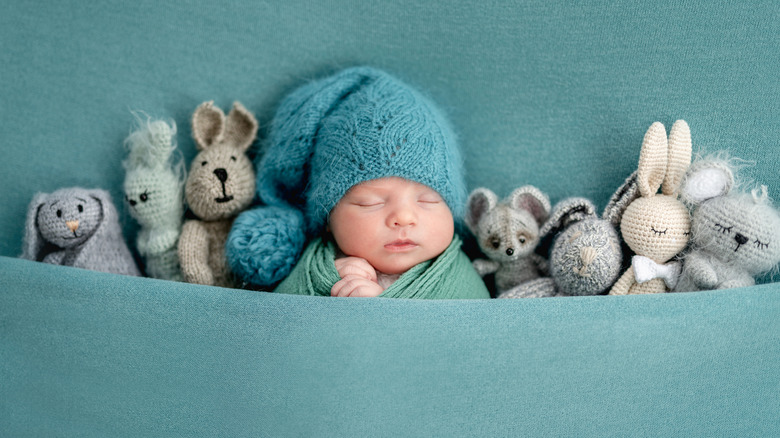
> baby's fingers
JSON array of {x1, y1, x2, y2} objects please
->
[
  {"x1": 334, "y1": 257, "x2": 377, "y2": 281},
  {"x1": 331, "y1": 275, "x2": 383, "y2": 298}
]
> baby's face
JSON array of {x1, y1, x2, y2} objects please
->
[{"x1": 329, "y1": 177, "x2": 454, "y2": 275}]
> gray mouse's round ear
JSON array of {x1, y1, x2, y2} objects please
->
[
  {"x1": 257, "y1": 67, "x2": 381, "y2": 209},
  {"x1": 603, "y1": 170, "x2": 641, "y2": 228},
  {"x1": 21, "y1": 192, "x2": 49, "y2": 260},
  {"x1": 465, "y1": 188, "x2": 498, "y2": 234},
  {"x1": 540, "y1": 197, "x2": 597, "y2": 237}
]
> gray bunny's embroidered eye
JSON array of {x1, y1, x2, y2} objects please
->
[
  {"x1": 56, "y1": 210, "x2": 62, "y2": 217},
  {"x1": 77, "y1": 205, "x2": 83, "y2": 213}
]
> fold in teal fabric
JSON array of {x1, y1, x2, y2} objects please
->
[{"x1": 274, "y1": 236, "x2": 491, "y2": 299}]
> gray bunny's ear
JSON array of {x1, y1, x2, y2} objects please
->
[
  {"x1": 86, "y1": 189, "x2": 120, "y2": 240},
  {"x1": 603, "y1": 171, "x2": 640, "y2": 228},
  {"x1": 465, "y1": 188, "x2": 498, "y2": 234},
  {"x1": 21, "y1": 192, "x2": 48, "y2": 260},
  {"x1": 540, "y1": 197, "x2": 597, "y2": 237}
]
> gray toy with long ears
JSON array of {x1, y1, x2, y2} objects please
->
[
  {"x1": 674, "y1": 159, "x2": 780, "y2": 291},
  {"x1": 178, "y1": 101, "x2": 257, "y2": 287},
  {"x1": 609, "y1": 120, "x2": 692, "y2": 295},
  {"x1": 465, "y1": 186, "x2": 551, "y2": 296},
  {"x1": 21, "y1": 187, "x2": 141, "y2": 276}
]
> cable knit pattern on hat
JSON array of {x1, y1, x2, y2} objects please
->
[{"x1": 227, "y1": 66, "x2": 466, "y2": 287}]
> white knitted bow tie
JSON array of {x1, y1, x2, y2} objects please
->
[{"x1": 632, "y1": 256, "x2": 681, "y2": 289}]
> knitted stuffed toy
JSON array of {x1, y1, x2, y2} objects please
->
[
  {"x1": 500, "y1": 173, "x2": 639, "y2": 299},
  {"x1": 21, "y1": 187, "x2": 140, "y2": 276},
  {"x1": 178, "y1": 101, "x2": 257, "y2": 287},
  {"x1": 226, "y1": 66, "x2": 471, "y2": 288},
  {"x1": 674, "y1": 159, "x2": 780, "y2": 291},
  {"x1": 465, "y1": 186, "x2": 550, "y2": 297},
  {"x1": 609, "y1": 120, "x2": 692, "y2": 295},
  {"x1": 123, "y1": 117, "x2": 185, "y2": 281}
]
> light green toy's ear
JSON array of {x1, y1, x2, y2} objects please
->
[{"x1": 124, "y1": 117, "x2": 177, "y2": 169}]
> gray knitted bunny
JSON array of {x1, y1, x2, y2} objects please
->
[
  {"x1": 178, "y1": 101, "x2": 257, "y2": 287},
  {"x1": 499, "y1": 173, "x2": 639, "y2": 298},
  {"x1": 465, "y1": 186, "x2": 551, "y2": 296},
  {"x1": 21, "y1": 187, "x2": 141, "y2": 276},
  {"x1": 674, "y1": 159, "x2": 780, "y2": 291}
]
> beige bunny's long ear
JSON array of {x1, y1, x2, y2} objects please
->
[
  {"x1": 662, "y1": 119, "x2": 692, "y2": 196},
  {"x1": 223, "y1": 101, "x2": 259, "y2": 152},
  {"x1": 192, "y1": 101, "x2": 225, "y2": 151},
  {"x1": 636, "y1": 122, "x2": 668, "y2": 197}
]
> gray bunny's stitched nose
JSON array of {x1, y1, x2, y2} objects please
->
[{"x1": 214, "y1": 168, "x2": 228, "y2": 183}]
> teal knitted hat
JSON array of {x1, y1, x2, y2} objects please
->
[
  {"x1": 260, "y1": 66, "x2": 466, "y2": 232},
  {"x1": 227, "y1": 66, "x2": 466, "y2": 286}
]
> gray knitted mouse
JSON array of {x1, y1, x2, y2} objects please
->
[
  {"x1": 674, "y1": 159, "x2": 780, "y2": 291},
  {"x1": 21, "y1": 187, "x2": 141, "y2": 276},
  {"x1": 465, "y1": 186, "x2": 550, "y2": 296}
]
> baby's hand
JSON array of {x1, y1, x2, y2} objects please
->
[
  {"x1": 331, "y1": 275, "x2": 384, "y2": 297},
  {"x1": 334, "y1": 257, "x2": 377, "y2": 282}
]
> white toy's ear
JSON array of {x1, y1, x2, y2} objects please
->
[
  {"x1": 192, "y1": 101, "x2": 225, "y2": 150},
  {"x1": 663, "y1": 120, "x2": 692, "y2": 196},
  {"x1": 465, "y1": 188, "x2": 498, "y2": 233},
  {"x1": 541, "y1": 197, "x2": 596, "y2": 237},
  {"x1": 124, "y1": 118, "x2": 177, "y2": 169},
  {"x1": 636, "y1": 122, "x2": 668, "y2": 197},
  {"x1": 224, "y1": 101, "x2": 258, "y2": 152},
  {"x1": 21, "y1": 192, "x2": 48, "y2": 260},
  {"x1": 508, "y1": 185, "x2": 551, "y2": 226},
  {"x1": 681, "y1": 162, "x2": 734, "y2": 204}
]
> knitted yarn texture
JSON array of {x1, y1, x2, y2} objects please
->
[
  {"x1": 21, "y1": 187, "x2": 140, "y2": 276},
  {"x1": 674, "y1": 160, "x2": 780, "y2": 291},
  {"x1": 227, "y1": 66, "x2": 466, "y2": 287},
  {"x1": 123, "y1": 117, "x2": 185, "y2": 281},
  {"x1": 179, "y1": 101, "x2": 257, "y2": 287},
  {"x1": 609, "y1": 120, "x2": 692, "y2": 295}
]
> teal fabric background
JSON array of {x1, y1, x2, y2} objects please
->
[{"x1": 2, "y1": 0, "x2": 780, "y2": 435}]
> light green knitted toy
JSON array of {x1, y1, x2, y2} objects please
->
[{"x1": 123, "y1": 117, "x2": 186, "y2": 281}]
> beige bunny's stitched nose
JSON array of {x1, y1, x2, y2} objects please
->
[{"x1": 66, "y1": 220, "x2": 79, "y2": 232}]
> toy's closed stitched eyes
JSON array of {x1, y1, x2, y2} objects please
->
[
  {"x1": 715, "y1": 223, "x2": 733, "y2": 234},
  {"x1": 755, "y1": 239, "x2": 769, "y2": 250},
  {"x1": 651, "y1": 227, "x2": 667, "y2": 235}
]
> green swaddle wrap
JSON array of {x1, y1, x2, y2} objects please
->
[{"x1": 274, "y1": 236, "x2": 490, "y2": 299}]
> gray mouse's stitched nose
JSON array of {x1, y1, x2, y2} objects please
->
[
  {"x1": 735, "y1": 233, "x2": 748, "y2": 246},
  {"x1": 214, "y1": 168, "x2": 228, "y2": 183}
]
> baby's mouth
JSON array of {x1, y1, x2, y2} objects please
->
[{"x1": 385, "y1": 239, "x2": 418, "y2": 252}]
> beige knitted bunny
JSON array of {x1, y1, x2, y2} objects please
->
[
  {"x1": 178, "y1": 101, "x2": 257, "y2": 287},
  {"x1": 608, "y1": 120, "x2": 692, "y2": 295}
]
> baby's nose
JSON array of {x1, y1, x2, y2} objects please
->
[
  {"x1": 66, "y1": 220, "x2": 79, "y2": 232},
  {"x1": 390, "y1": 205, "x2": 416, "y2": 227}
]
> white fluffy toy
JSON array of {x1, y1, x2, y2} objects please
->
[{"x1": 123, "y1": 117, "x2": 186, "y2": 281}]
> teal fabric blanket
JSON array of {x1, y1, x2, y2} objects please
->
[
  {"x1": 275, "y1": 236, "x2": 491, "y2": 299},
  {"x1": 3, "y1": 1, "x2": 780, "y2": 436}
]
